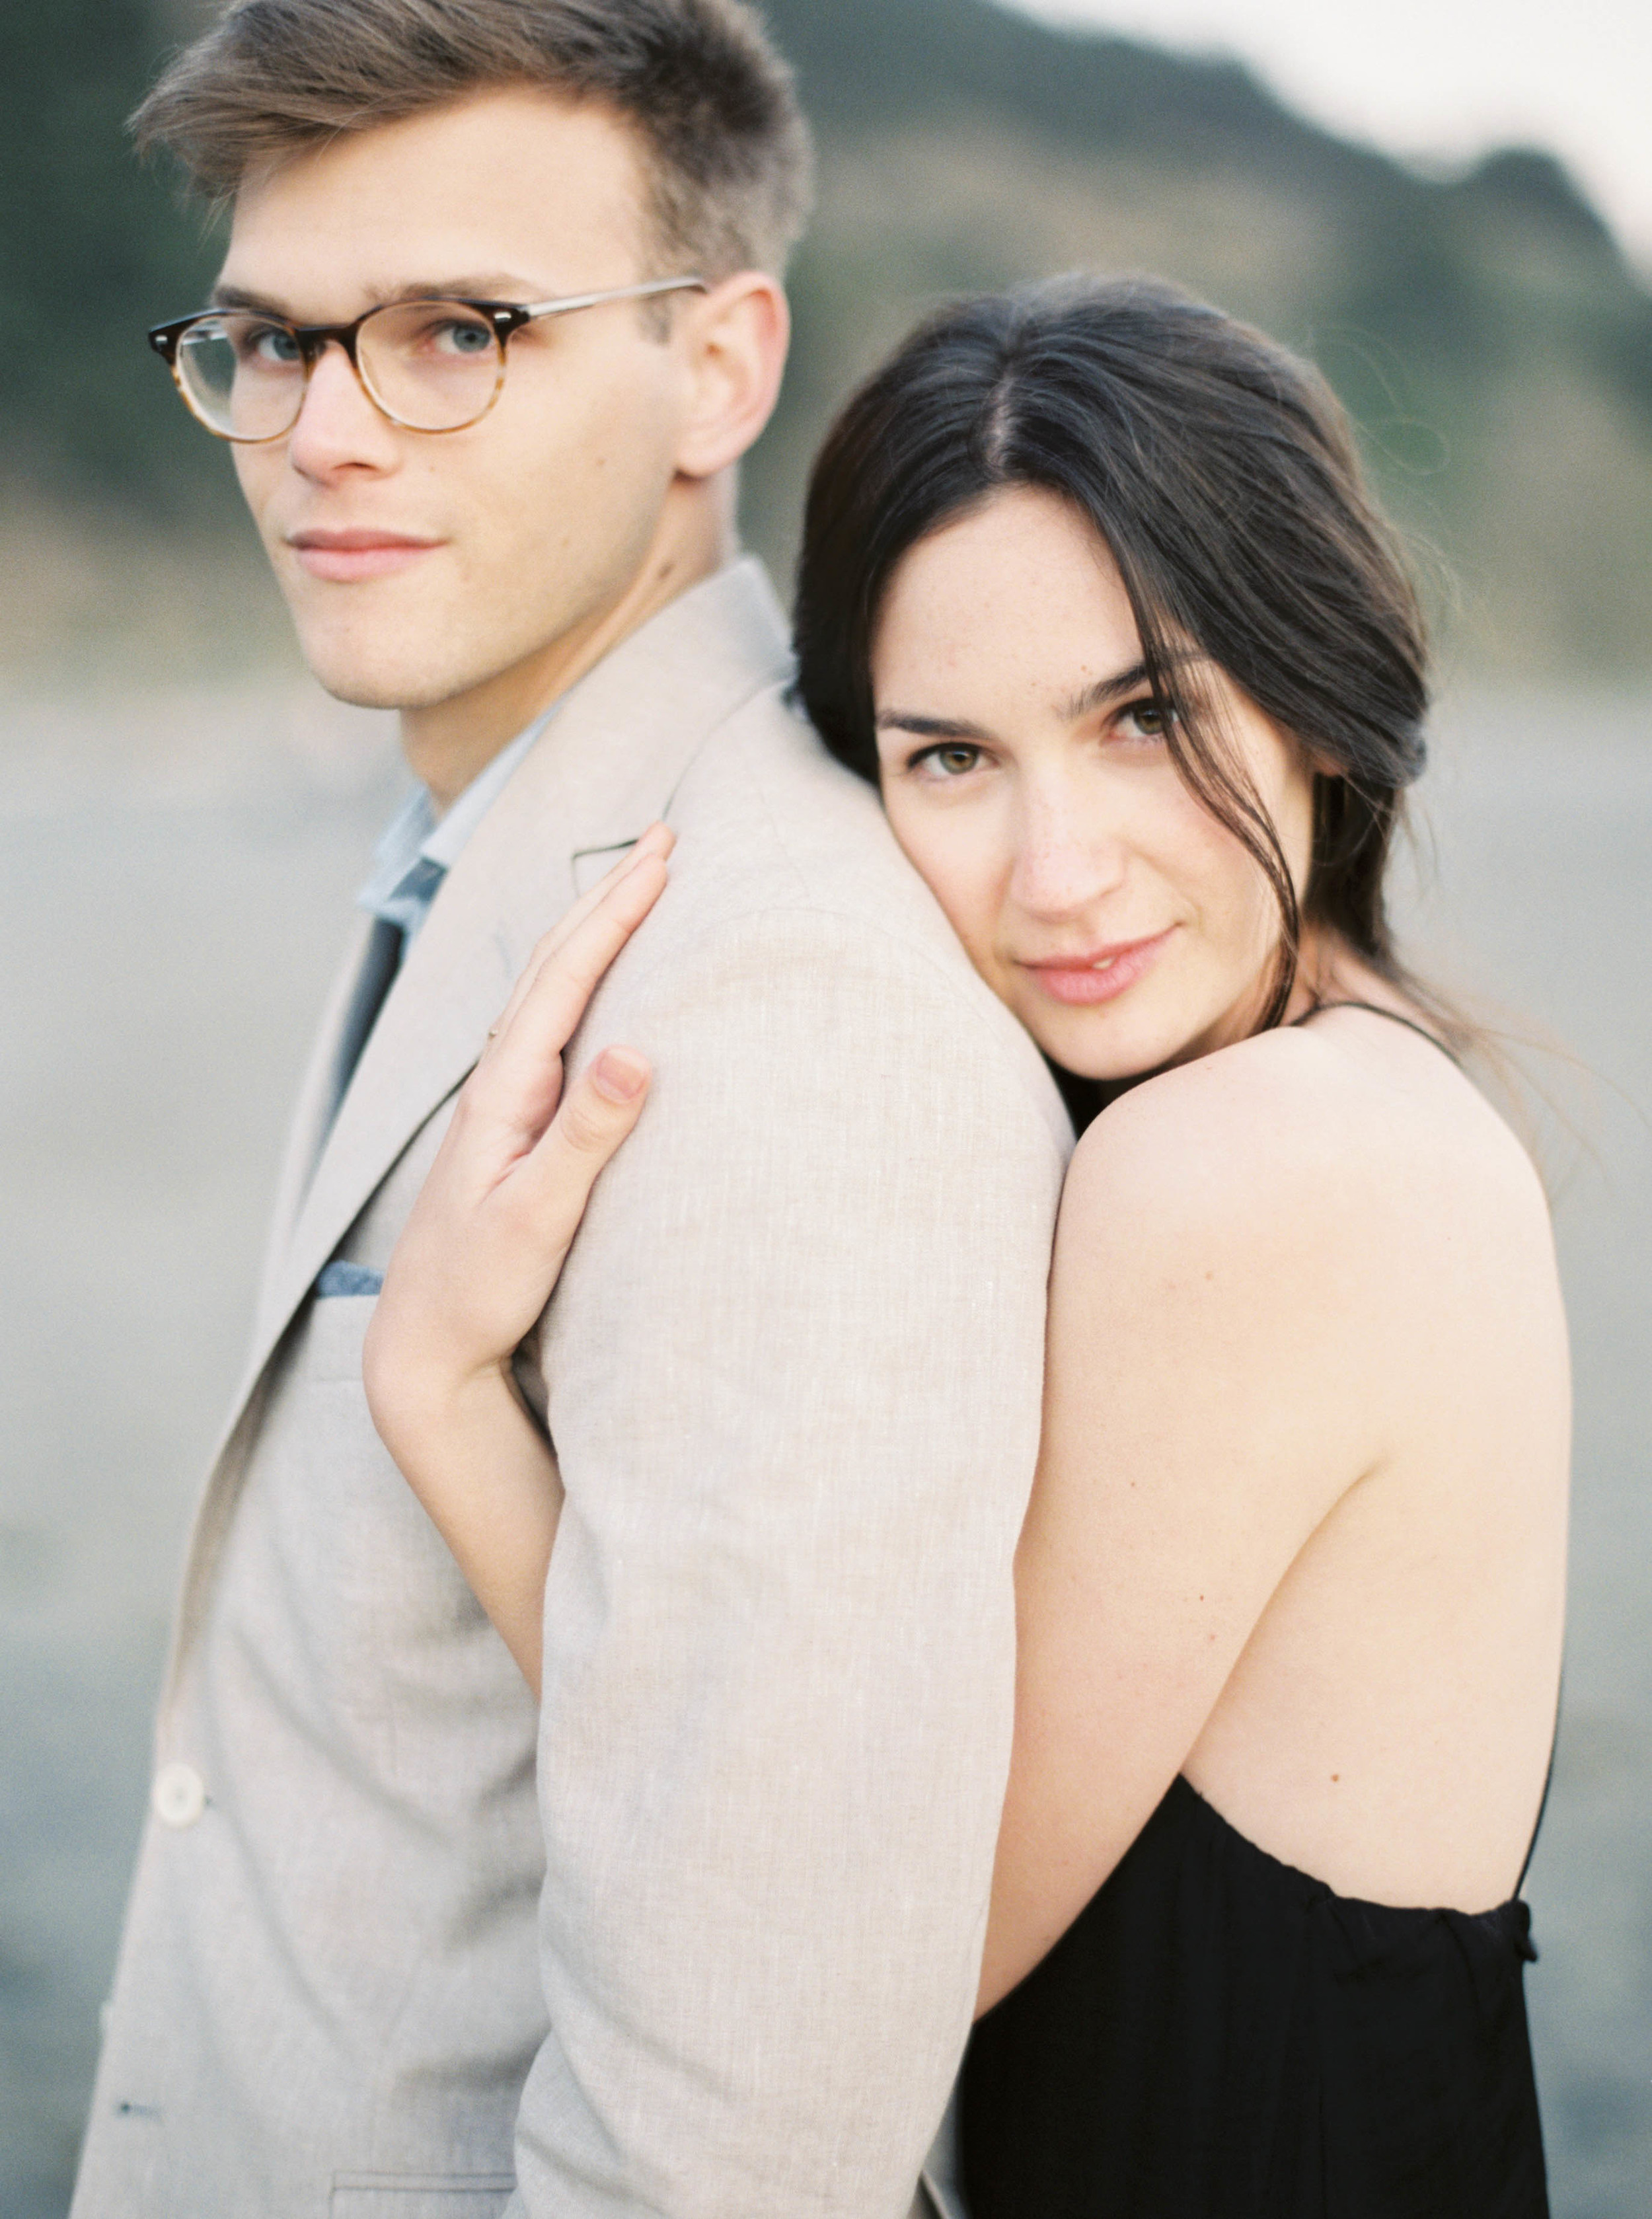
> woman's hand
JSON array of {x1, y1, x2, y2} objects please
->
[
  {"x1": 362, "y1": 823, "x2": 673, "y2": 1694},
  {"x1": 369, "y1": 823, "x2": 672, "y2": 1404}
]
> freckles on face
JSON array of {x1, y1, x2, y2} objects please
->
[{"x1": 868, "y1": 485, "x2": 1316, "y2": 1080}]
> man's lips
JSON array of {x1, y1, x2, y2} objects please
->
[
  {"x1": 287, "y1": 529, "x2": 443, "y2": 582},
  {"x1": 1019, "y1": 927, "x2": 1176, "y2": 1006}
]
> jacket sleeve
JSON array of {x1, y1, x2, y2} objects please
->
[{"x1": 506, "y1": 907, "x2": 1069, "y2": 2219}]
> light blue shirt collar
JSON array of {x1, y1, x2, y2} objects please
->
[{"x1": 357, "y1": 712, "x2": 549, "y2": 944}]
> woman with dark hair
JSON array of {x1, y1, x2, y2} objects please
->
[{"x1": 365, "y1": 276, "x2": 1565, "y2": 2215}]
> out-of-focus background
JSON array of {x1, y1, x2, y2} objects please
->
[{"x1": 1, "y1": 1, "x2": 1647, "y2": 2212}]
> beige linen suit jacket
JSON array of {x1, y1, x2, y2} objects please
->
[{"x1": 73, "y1": 561, "x2": 1071, "y2": 2219}]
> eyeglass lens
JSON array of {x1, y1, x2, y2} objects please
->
[{"x1": 176, "y1": 302, "x2": 506, "y2": 438}]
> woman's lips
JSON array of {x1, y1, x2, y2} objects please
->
[
  {"x1": 1020, "y1": 928, "x2": 1176, "y2": 1006},
  {"x1": 289, "y1": 531, "x2": 441, "y2": 582}
]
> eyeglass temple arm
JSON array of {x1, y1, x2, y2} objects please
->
[{"x1": 517, "y1": 276, "x2": 708, "y2": 323}]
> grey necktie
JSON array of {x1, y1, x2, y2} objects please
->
[{"x1": 328, "y1": 914, "x2": 405, "y2": 1126}]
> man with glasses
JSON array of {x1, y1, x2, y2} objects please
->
[
  {"x1": 149, "y1": 280, "x2": 714, "y2": 447},
  {"x1": 74, "y1": 5, "x2": 1069, "y2": 2216}
]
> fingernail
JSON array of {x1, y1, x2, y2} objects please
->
[{"x1": 592, "y1": 1047, "x2": 649, "y2": 1101}]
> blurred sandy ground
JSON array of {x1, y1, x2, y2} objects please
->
[{"x1": 0, "y1": 677, "x2": 1647, "y2": 2215}]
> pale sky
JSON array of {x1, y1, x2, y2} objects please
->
[{"x1": 1010, "y1": 0, "x2": 1652, "y2": 270}]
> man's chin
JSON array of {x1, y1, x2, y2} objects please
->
[
  {"x1": 293, "y1": 628, "x2": 472, "y2": 714},
  {"x1": 313, "y1": 669, "x2": 439, "y2": 713}
]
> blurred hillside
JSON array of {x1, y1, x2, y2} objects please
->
[{"x1": 3, "y1": 0, "x2": 1651, "y2": 679}]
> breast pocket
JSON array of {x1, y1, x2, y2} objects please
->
[{"x1": 316, "y1": 1261, "x2": 386, "y2": 1299}]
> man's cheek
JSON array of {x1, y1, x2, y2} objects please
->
[{"x1": 231, "y1": 452, "x2": 273, "y2": 531}]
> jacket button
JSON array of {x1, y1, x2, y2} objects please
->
[{"x1": 151, "y1": 1762, "x2": 207, "y2": 1829}]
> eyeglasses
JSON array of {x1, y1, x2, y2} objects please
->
[{"x1": 147, "y1": 277, "x2": 708, "y2": 443}]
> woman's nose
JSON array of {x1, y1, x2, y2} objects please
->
[{"x1": 1008, "y1": 793, "x2": 1127, "y2": 919}]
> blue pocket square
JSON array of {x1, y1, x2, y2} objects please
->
[{"x1": 316, "y1": 1262, "x2": 385, "y2": 1298}]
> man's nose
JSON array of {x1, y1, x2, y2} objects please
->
[{"x1": 285, "y1": 341, "x2": 401, "y2": 477}]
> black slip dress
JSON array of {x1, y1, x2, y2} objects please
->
[
  {"x1": 959, "y1": 1004, "x2": 1551, "y2": 2218},
  {"x1": 959, "y1": 1776, "x2": 1547, "y2": 2218}
]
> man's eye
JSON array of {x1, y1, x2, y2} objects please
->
[
  {"x1": 243, "y1": 324, "x2": 302, "y2": 367},
  {"x1": 429, "y1": 318, "x2": 497, "y2": 356},
  {"x1": 918, "y1": 744, "x2": 983, "y2": 778}
]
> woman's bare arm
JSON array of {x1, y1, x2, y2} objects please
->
[
  {"x1": 369, "y1": 1362, "x2": 566, "y2": 1697},
  {"x1": 363, "y1": 829, "x2": 673, "y2": 1696}
]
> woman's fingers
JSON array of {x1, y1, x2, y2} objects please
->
[
  {"x1": 370, "y1": 1044, "x2": 651, "y2": 1406},
  {"x1": 493, "y1": 850, "x2": 669, "y2": 1076},
  {"x1": 509, "y1": 1046, "x2": 653, "y2": 1248},
  {"x1": 460, "y1": 842, "x2": 670, "y2": 1157},
  {"x1": 371, "y1": 839, "x2": 666, "y2": 1406},
  {"x1": 488, "y1": 825, "x2": 675, "y2": 1045},
  {"x1": 540, "y1": 824, "x2": 673, "y2": 965}
]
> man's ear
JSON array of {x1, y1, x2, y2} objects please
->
[{"x1": 672, "y1": 272, "x2": 790, "y2": 481}]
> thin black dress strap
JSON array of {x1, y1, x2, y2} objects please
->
[
  {"x1": 1518, "y1": 1669, "x2": 1565, "y2": 1897},
  {"x1": 1517, "y1": 1736, "x2": 1558, "y2": 1898},
  {"x1": 1291, "y1": 998, "x2": 1462, "y2": 1067}
]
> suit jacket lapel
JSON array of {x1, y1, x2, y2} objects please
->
[
  {"x1": 240, "y1": 557, "x2": 792, "y2": 1404},
  {"x1": 250, "y1": 908, "x2": 376, "y2": 1345}
]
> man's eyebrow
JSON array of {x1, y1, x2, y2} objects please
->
[
  {"x1": 207, "y1": 276, "x2": 550, "y2": 316},
  {"x1": 209, "y1": 283, "x2": 290, "y2": 315},
  {"x1": 379, "y1": 275, "x2": 550, "y2": 303}
]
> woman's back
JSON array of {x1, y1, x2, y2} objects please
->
[
  {"x1": 962, "y1": 997, "x2": 1565, "y2": 2217},
  {"x1": 983, "y1": 997, "x2": 1566, "y2": 1958},
  {"x1": 1167, "y1": 1000, "x2": 1568, "y2": 1912}
]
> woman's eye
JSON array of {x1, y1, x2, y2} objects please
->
[
  {"x1": 917, "y1": 743, "x2": 983, "y2": 778},
  {"x1": 1113, "y1": 699, "x2": 1175, "y2": 746}
]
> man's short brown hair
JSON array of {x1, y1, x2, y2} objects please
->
[{"x1": 133, "y1": 0, "x2": 813, "y2": 276}]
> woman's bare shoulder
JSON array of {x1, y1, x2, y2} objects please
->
[
  {"x1": 1060, "y1": 1014, "x2": 1547, "y2": 1290},
  {"x1": 1066, "y1": 1024, "x2": 1377, "y2": 1217},
  {"x1": 1043, "y1": 1031, "x2": 1440, "y2": 1498}
]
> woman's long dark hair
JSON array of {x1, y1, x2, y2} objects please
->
[{"x1": 794, "y1": 275, "x2": 1435, "y2": 1037}]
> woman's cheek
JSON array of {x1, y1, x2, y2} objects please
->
[{"x1": 909, "y1": 820, "x2": 1000, "y2": 977}]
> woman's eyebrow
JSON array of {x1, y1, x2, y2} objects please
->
[
  {"x1": 1058, "y1": 659, "x2": 1152, "y2": 720},
  {"x1": 874, "y1": 710, "x2": 995, "y2": 741},
  {"x1": 877, "y1": 651, "x2": 1193, "y2": 741},
  {"x1": 1061, "y1": 648, "x2": 1201, "y2": 722}
]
